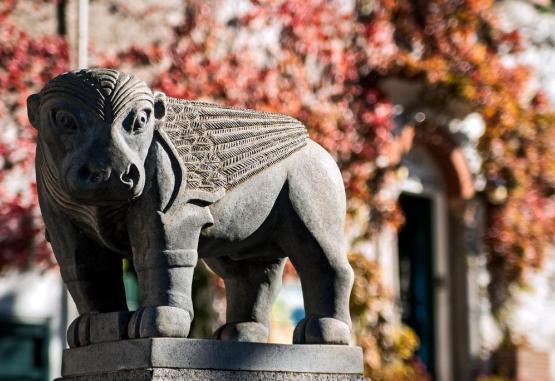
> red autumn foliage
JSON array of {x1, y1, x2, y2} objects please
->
[
  {"x1": 0, "y1": 0, "x2": 68, "y2": 270},
  {"x1": 104, "y1": 0, "x2": 555, "y2": 289}
]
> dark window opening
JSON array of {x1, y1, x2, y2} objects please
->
[{"x1": 0, "y1": 318, "x2": 49, "y2": 381}]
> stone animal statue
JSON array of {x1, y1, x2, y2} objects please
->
[{"x1": 28, "y1": 68, "x2": 354, "y2": 347}]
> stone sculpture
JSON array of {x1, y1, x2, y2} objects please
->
[{"x1": 28, "y1": 68, "x2": 354, "y2": 348}]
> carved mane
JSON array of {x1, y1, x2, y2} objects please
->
[{"x1": 161, "y1": 97, "x2": 309, "y2": 196}]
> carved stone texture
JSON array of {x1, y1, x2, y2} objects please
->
[
  {"x1": 163, "y1": 97, "x2": 308, "y2": 197},
  {"x1": 28, "y1": 68, "x2": 355, "y2": 348},
  {"x1": 57, "y1": 370, "x2": 367, "y2": 381},
  {"x1": 57, "y1": 338, "x2": 364, "y2": 379}
]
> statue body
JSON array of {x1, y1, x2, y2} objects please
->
[{"x1": 28, "y1": 69, "x2": 353, "y2": 347}]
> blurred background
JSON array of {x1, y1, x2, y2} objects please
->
[{"x1": 3, "y1": 0, "x2": 555, "y2": 380}]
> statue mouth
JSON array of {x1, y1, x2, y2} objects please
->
[{"x1": 66, "y1": 180, "x2": 145, "y2": 206}]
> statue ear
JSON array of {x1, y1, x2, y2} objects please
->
[
  {"x1": 153, "y1": 91, "x2": 166, "y2": 120},
  {"x1": 27, "y1": 93, "x2": 40, "y2": 129}
]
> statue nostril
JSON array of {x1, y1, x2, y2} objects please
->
[
  {"x1": 79, "y1": 165, "x2": 110, "y2": 185},
  {"x1": 120, "y1": 164, "x2": 139, "y2": 187},
  {"x1": 78, "y1": 166, "x2": 90, "y2": 181}
]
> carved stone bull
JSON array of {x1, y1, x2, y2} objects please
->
[{"x1": 28, "y1": 69, "x2": 354, "y2": 347}]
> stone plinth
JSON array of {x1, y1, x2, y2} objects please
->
[{"x1": 55, "y1": 338, "x2": 366, "y2": 381}]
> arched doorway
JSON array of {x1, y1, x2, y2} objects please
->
[{"x1": 378, "y1": 78, "x2": 481, "y2": 380}]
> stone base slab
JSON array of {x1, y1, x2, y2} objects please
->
[
  {"x1": 56, "y1": 338, "x2": 366, "y2": 380},
  {"x1": 57, "y1": 368, "x2": 367, "y2": 380}
]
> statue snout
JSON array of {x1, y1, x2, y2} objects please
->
[{"x1": 70, "y1": 158, "x2": 143, "y2": 203}]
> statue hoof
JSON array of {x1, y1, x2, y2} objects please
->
[
  {"x1": 67, "y1": 313, "x2": 91, "y2": 348},
  {"x1": 293, "y1": 316, "x2": 350, "y2": 345},
  {"x1": 213, "y1": 321, "x2": 269, "y2": 343},
  {"x1": 128, "y1": 306, "x2": 191, "y2": 339}
]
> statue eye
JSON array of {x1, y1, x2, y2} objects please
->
[
  {"x1": 52, "y1": 110, "x2": 78, "y2": 132},
  {"x1": 132, "y1": 110, "x2": 150, "y2": 133}
]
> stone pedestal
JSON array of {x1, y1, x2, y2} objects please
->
[{"x1": 55, "y1": 338, "x2": 366, "y2": 381}]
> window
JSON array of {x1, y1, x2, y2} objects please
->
[{"x1": 0, "y1": 317, "x2": 49, "y2": 381}]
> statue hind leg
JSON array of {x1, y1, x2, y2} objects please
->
[
  {"x1": 282, "y1": 141, "x2": 354, "y2": 345},
  {"x1": 205, "y1": 254, "x2": 286, "y2": 343},
  {"x1": 281, "y1": 212, "x2": 353, "y2": 345}
]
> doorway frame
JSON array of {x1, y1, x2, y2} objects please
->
[{"x1": 397, "y1": 179, "x2": 452, "y2": 381}]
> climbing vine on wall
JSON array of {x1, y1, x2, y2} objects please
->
[
  {"x1": 5, "y1": 1, "x2": 551, "y2": 287},
  {"x1": 0, "y1": 0, "x2": 67, "y2": 270},
  {"x1": 104, "y1": 0, "x2": 555, "y2": 300}
]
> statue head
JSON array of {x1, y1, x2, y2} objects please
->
[{"x1": 27, "y1": 69, "x2": 166, "y2": 205}]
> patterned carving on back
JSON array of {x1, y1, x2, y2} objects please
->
[{"x1": 162, "y1": 97, "x2": 308, "y2": 194}]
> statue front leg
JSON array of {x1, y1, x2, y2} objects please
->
[
  {"x1": 129, "y1": 252, "x2": 197, "y2": 338},
  {"x1": 38, "y1": 193, "x2": 127, "y2": 347},
  {"x1": 127, "y1": 202, "x2": 213, "y2": 339}
]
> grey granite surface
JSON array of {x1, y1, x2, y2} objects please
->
[
  {"x1": 61, "y1": 338, "x2": 364, "y2": 377},
  {"x1": 57, "y1": 368, "x2": 368, "y2": 381}
]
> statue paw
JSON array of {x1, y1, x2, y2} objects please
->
[
  {"x1": 213, "y1": 321, "x2": 269, "y2": 343},
  {"x1": 293, "y1": 316, "x2": 350, "y2": 345},
  {"x1": 128, "y1": 306, "x2": 191, "y2": 339},
  {"x1": 67, "y1": 313, "x2": 92, "y2": 348}
]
